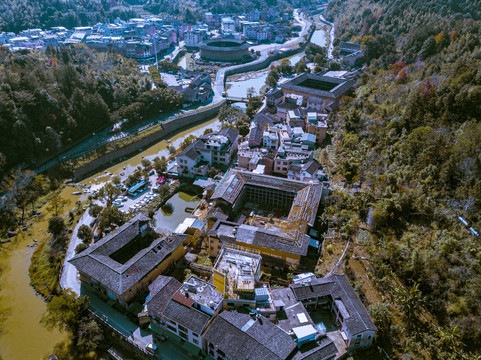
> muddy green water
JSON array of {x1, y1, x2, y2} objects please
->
[
  {"x1": 153, "y1": 192, "x2": 200, "y2": 232},
  {"x1": 0, "y1": 117, "x2": 219, "y2": 360},
  {"x1": 0, "y1": 187, "x2": 79, "y2": 360}
]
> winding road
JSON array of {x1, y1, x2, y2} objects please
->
[
  {"x1": 213, "y1": 9, "x2": 312, "y2": 101},
  {"x1": 320, "y1": 14, "x2": 335, "y2": 59}
]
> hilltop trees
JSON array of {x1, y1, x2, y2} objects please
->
[
  {"x1": 322, "y1": 0, "x2": 481, "y2": 357},
  {"x1": 0, "y1": 0, "x2": 136, "y2": 33},
  {"x1": 0, "y1": 46, "x2": 182, "y2": 173}
]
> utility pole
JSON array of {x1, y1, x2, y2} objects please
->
[{"x1": 153, "y1": 34, "x2": 159, "y2": 70}]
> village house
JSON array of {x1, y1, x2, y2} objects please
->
[
  {"x1": 266, "y1": 88, "x2": 284, "y2": 107},
  {"x1": 161, "y1": 276, "x2": 223, "y2": 355},
  {"x1": 176, "y1": 128, "x2": 239, "y2": 178},
  {"x1": 289, "y1": 274, "x2": 378, "y2": 351},
  {"x1": 273, "y1": 142, "x2": 313, "y2": 176},
  {"x1": 306, "y1": 112, "x2": 328, "y2": 144},
  {"x1": 287, "y1": 159, "x2": 324, "y2": 182}
]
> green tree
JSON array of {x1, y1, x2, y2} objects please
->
[
  {"x1": 48, "y1": 216, "x2": 65, "y2": 238},
  {"x1": 75, "y1": 243, "x2": 89, "y2": 254},
  {"x1": 141, "y1": 158, "x2": 152, "y2": 168},
  {"x1": 294, "y1": 59, "x2": 309, "y2": 74},
  {"x1": 369, "y1": 302, "x2": 394, "y2": 343},
  {"x1": 98, "y1": 183, "x2": 121, "y2": 207},
  {"x1": 41, "y1": 290, "x2": 89, "y2": 333},
  {"x1": 88, "y1": 204, "x2": 102, "y2": 218},
  {"x1": 47, "y1": 192, "x2": 70, "y2": 217},
  {"x1": 77, "y1": 224, "x2": 93, "y2": 244},
  {"x1": 266, "y1": 70, "x2": 279, "y2": 88},
  {"x1": 98, "y1": 206, "x2": 124, "y2": 234},
  {"x1": 76, "y1": 318, "x2": 104, "y2": 354},
  {"x1": 395, "y1": 283, "x2": 425, "y2": 329},
  {"x1": 153, "y1": 156, "x2": 168, "y2": 174}
]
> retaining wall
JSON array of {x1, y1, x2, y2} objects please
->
[
  {"x1": 171, "y1": 49, "x2": 187, "y2": 65},
  {"x1": 223, "y1": 25, "x2": 315, "y2": 80},
  {"x1": 73, "y1": 100, "x2": 226, "y2": 181}
]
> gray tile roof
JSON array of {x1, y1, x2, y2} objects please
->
[
  {"x1": 218, "y1": 127, "x2": 239, "y2": 145},
  {"x1": 281, "y1": 73, "x2": 354, "y2": 100},
  {"x1": 291, "y1": 337, "x2": 338, "y2": 360},
  {"x1": 253, "y1": 113, "x2": 277, "y2": 128},
  {"x1": 69, "y1": 215, "x2": 188, "y2": 297},
  {"x1": 162, "y1": 297, "x2": 211, "y2": 334},
  {"x1": 146, "y1": 276, "x2": 182, "y2": 317},
  {"x1": 290, "y1": 275, "x2": 378, "y2": 335},
  {"x1": 179, "y1": 140, "x2": 203, "y2": 161},
  {"x1": 248, "y1": 125, "x2": 263, "y2": 146},
  {"x1": 266, "y1": 88, "x2": 284, "y2": 100},
  {"x1": 236, "y1": 224, "x2": 311, "y2": 256},
  {"x1": 289, "y1": 160, "x2": 321, "y2": 176},
  {"x1": 204, "y1": 310, "x2": 297, "y2": 360}
]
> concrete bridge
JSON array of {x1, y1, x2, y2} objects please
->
[{"x1": 225, "y1": 96, "x2": 251, "y2": 103}]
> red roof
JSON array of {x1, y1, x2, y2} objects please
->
[{"x1": 172, "y1": 291, "x2": 194, "y2": 307}]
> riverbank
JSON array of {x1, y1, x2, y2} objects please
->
[
  {"x1": 0, "y1": 114, "x2": 221, "y2": 360},
  {"x1": 0, "y1": 186, "x2": 83, "y2": 360}
]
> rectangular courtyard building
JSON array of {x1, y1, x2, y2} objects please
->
[
  {"x1": 207, "y1": 169, "x2": 323, "y2": 266},
  {"x1": 69, "y1": 214, "x2": 189, "y2": 308},
  {"x1": 281, "y1": 73, "x2": 354, "y2": 106}
]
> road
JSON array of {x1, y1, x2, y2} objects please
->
[
  {"x1": 60, "y1": 208, "x2": 94, "y2": 295},
  {"x1": 213, "y1": 9, "x2": 312, "y2": 101},
  {"x1": 320, "y1": 14, "x2": 335, "y2": 59}
]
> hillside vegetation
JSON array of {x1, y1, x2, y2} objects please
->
[
  {"x1": 0, "y1": 46, "x2": 182, "y2": 172},
  {"x1": 0, "y1": 0, "x2": 136, "y2": 33},
  {"x1": 323, "y1": 0, "x2": 481, "y2": 358}
]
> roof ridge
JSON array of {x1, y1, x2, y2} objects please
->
[{"x1": 220, "y1": 313, "x2": 282, "y2": 359}]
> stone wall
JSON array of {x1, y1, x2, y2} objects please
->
[
  {"x1": 171, "y1": 49, "x2": 186, "y2": 65},
  {"x1": 73, "y1": 100, "x2": 226, "y2": 181},
  {"x1": 223, "y1": 25, "x2": 315, "y2": 80},
  {"x1": 224, "y1": 48, "x2": 303, "y2": 79}
]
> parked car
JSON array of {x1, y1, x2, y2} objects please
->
[{"x1": 113, "y1": 201, "x2": 124, "y2": 208}]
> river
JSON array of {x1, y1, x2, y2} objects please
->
[
  {"x1": 0, "y1": 116, "x2": 220, "y2": 360},
  {"x1": 0, "y1": 18, "x2": 330, "y2": 360},
  {"x1": 226, "y1": 29, "x2": 327, "y2": 98},
  {"x1": 0, "y1": 187, "x2": 81, "y2": 360}
]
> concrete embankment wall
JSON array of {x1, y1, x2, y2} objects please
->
[
  {"x1": 224, "y1": 47, "x2": 302, "y2": 78},
  {"x1": 171, "y1": 49, "x2": 186, "y2": 64},
  {"x1": 223, "y1": 25, "x2": 315, "y2": 80},
  {"x1": 72, "y1": 100, "x2": 226, "y2": 181}
]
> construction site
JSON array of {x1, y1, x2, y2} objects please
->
[{"x1": 212, "y1": 244, "x2": 262, "y2": 299}]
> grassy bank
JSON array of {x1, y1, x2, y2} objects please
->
[
  {"x1": 75, "y1": 123, "x2": 164, "y2": 169},
  {"x1": 29, "y1": 239, "x2": 64, "y2": 298}
]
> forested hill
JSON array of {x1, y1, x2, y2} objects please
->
[
  {"x1": 322, "y1": 0, "x2": 481, "y2": 358},
  {"x1": 0, "y1": 46, "x2": 182, "y2": 173},
  {"x1": 0, "y1": 0, "x2": 136, "y2": 33},
  {"x1": 136, "y1": 0, "x2": 321, "y2": 21},
  {"x1": 0, "y1": 0, "x2": 325, "y2": 33}
]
